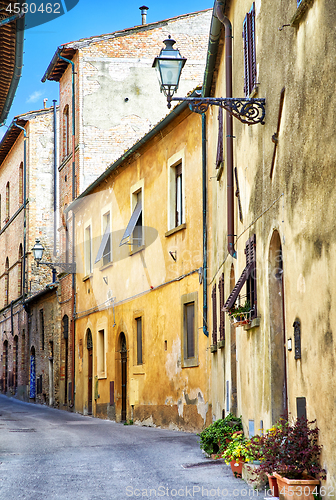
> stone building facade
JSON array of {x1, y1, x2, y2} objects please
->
[
  {"x1": 0, "y1": 107, "x2": 58, "y2": 402},
  {"x1": 69, "y1": 98, "x2": 211, "y2": 431},
  {"x1": 205, "y1": 0, "x2": 336, "y2": 490},
  {"x1": 41, "y1": 9, "x2": 212, "y2": 412}
]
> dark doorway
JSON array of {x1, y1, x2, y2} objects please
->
[
  {"x1": 87, "y1": 329, "x2": 93, "y2": 415},
  {"x1": 3, "y1": 341, "x2": 8, "y2": 393},
  {"x1": 120, "y1": 332, "x2": 127, "y2": 421},
  {"x1": 269, "y1": 230, "x2": 288, "y2": 423},
  {"x1": 63, "y1": 316, "x2": 69, "y2": 405},
  {"x1": 230, "y1": 264, "x2": 237, "y2": 415},
  {"x1": 13, "y1": 336, "x2": 18, "y2": 391},
  {"x1": 29, "y1": 346, "x2": 36, "y2": 398}
]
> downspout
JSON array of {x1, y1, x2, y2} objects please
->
[
  {"x1": 59, "y1": 55, "x2": 76, "y2": 407},
  {"x1": 52, "y1": 100, "x2": 57, "y2": 283},
  {"x1": 13, "y1": 121, "x2": 27, "y2": 310},
  {"x1": 215, "y1": 1, "x2": 236, "y2": 258},
  {"x1": 202, "y1": 114, "x2": 208, "y2": 337}
]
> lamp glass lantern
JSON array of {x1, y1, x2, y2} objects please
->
[
  {"x1": 152, "y1": 37, "x2": 186, "y2": 103},
  {"x1": 32, "y1": 239, "x2": 44, "y2": 265}
]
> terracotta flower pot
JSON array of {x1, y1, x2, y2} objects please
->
[
  {"x1": 273, "y1": 472, "x2": 320, "y2": 500},
  {"x1": 230, "y1": 459, "x2": 244, "y2": 477},
  {"x1": 266, "y1": 473, "x2": 279, "y2": 497}
]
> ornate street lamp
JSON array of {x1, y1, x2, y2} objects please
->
[
  {"x1": 32, "y1": 239, "x2": 76, "y2": 274},
  {"x1": 153, "y1": 37, "x2": 266, "y2": 125}
]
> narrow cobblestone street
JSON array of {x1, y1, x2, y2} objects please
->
[{"x1": 0, "y1": 396, "x2": 268, "y2": 500}]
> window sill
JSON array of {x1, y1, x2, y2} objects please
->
[
  {"x1": 165, "y1": 223, "x2": 186, "y2": 238},
  {"x1": 98, "y1": 374, "x2": 107, "y2": 380},
  {"x1": 99, "y1": 261, "x2": 113, "y2": 271},
  {"x1": 133, "y1": 365, "x2": 145, "y2": 375},
  {"x1": 182, "y1": 358, "x2": 198, "y2": 368},
  {"x1": 210, "y1": 344, "x2": 217, "y2": 353},
  {"x1": 129, "y1": 245, "x2": 145, "y2": 256},
  {"x1": 291, "y1": 0, "x2": 314, "y2": 26},
  {"x1": 82, "y1": 273, "x2": 93, "y2": 282},
  {"x1": 217, "y1": 339, "x2": 225, "y2": 349},
  {"x1": 243, "y1": 317, "x2": 261, "y2": 331}
]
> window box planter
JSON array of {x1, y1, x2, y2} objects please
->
[
  {"x1": 230, "y1": 310, "x2": 252, "y2": 327},
  {"x1": 273, "y1": 472, "x2": 319, "y2": 500}
]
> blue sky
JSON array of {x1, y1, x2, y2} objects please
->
[{"x1": 0, "y1": 0, "x2": 214, "y2": 139}]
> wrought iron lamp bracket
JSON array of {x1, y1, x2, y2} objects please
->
[
  {"x1": 39, "y1": 261, "x2": 76, "y2": 274},
  {"x1": 169, "y1": 96, "x2": 266, "y2": 125}
]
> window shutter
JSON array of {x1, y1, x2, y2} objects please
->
[
  {"x1": 245, "y1": 234, "x2": 257, "y2": 317},
  {"x1": 243, "y1": 3, "x2": 256, "y2": 97},
  {"x1": 212, "y1": 285, "x2": 217, "y2": 344},
  {"x1": 243, "y1": 15, "x2": 249, "y2": 96},
  {"x1": 218, "y1": 274, "x2": 225, "y2": 340}
]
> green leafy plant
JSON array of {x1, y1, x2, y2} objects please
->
[
  {"x1": 222, "y1": 432, "x2": 254, "y2": 463},
  {"x1": 229, "y1": 301, "x2": 251, "y2": 318},
  {"x1": 197, "y1": 414, "x2": 243, "y2": 455}
]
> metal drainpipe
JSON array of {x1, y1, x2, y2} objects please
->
[
  {"x1": 52, "y1": 100, "x2": 57, "y2": 283},
  {"x1": 215, "y1": 1, "x2": 237, "y2": 258},
  {"x1": 59, "y1": 55, "x2": 76, "y2": 407},
  {"x1": 202, "y1": 114, "x2": 208, "y2": 337},
  {"x1": 13, "y1": 121, "x2": 27, "y2": 309}
]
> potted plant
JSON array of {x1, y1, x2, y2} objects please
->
[
  {"x1": 222, "y1": 432, "x2": 253, "y2": 477},
  {"x1": 228, "y1": 301, "x2": 252, "y2": 327},
  {"x1": 256, "y1": 417, "x2": 326, "y2": 500},
  {"x1": 197, "y1": 414, "x2": 242, "y2": 457}
]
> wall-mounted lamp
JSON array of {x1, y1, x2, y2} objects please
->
[
  {"x1": 153, "y1": 37, "x2": 266, "y2": 125},
  {"x1": 32, "y1": 239, "x2": 76, "y2": 274}
]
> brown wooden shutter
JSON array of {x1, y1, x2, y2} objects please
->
[
  {"x1": 212, "y1": 285, "x2": 217, "y2": 344},
  {"x1": 245, "y1": 234, "x2": 257, "y2": 317},
  {"x1": 243, "y1": 3, "x2": 256, "y2": 97},
  {"x1": 218, "y1": 273, "x2": 225, "y2": 340},
  {"x1": 186, "y1": 303, "x2": 195, "y2": 358}
]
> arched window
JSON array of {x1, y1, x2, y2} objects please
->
[
  {"x1": 63, "y1": 105, "x2": 69, "y2": 157},
  {"x1": 19, "y1": 162, "x2": 24, "y2": 204},
  {"x1": 5, "y1": 257, "x2": 9, "y2": 306},
  {"x1": 18, "y1": 244, "x2": 23, "y2": 296},
  {"x1": 6, "y1": 182, "x2": 10, "y2": 222}
]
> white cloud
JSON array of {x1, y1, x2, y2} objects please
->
[{"x1": 26, "y1": 91, "x2": 43, "y2": 103}]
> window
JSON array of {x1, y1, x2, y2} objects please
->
[
  {"x1": 223, "y1": 234, "x2": 257, "y2": 318},
  {"x1": 84, "y1": 224, "x2": 92, "y2": 276},
  {"x1": 63, "y1": 105, "x2": 69, "y2": 157},
  {"x1": 243, "y1": 2, "x2": 257, "y2": 97},
  {"x1": 40, "y1": 310, "x2": 44, "y2": 350},
  {"x1": 4, "y1": 257, "x2": 9, "y2": 306},
  {"x1": 136, "y1": 317, "x2": 143, "y2": 365},
  {"x1": 95, "y1": 211, "x2": 111, "y2": 266},
  {"x1": 97, "y1": 329, "x2": 105, "y2": 376},
  {"x1": 120, "y1": 189, "x2": 143, "y2": 249},
  {"x1": 6, "y1": 182, "x2": 10, "y2": 222},
  {"x1": 175, "y1": 163, "x2": 183, "y2": 227},
  {"x1": 19, "y1": 162, "x2": 23, "y2": 204},
  {"x1": 167, "y1": 152, "x2": 185, "y2": 232},
  {"x1": 181, "y1": 292, "x2": 198, "y2": 367}
]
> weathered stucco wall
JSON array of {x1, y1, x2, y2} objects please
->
[
  {"x1": 208, "y1": 0, "x2": 336, "y2": 489},
  {"x1": 73, "y1": 109, "x2": 211, "y2": 431}
]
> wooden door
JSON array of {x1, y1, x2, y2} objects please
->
[
  {"x1": 88, "y1": 347, "x2": 93, "y2": 415},
  {"x1": 121, "y1": 350, "x2": 127, "y2": 421}
]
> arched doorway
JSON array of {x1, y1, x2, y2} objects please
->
[
  {"x1": 30, "y1": 346, "x2": 36, "y2": 399},
  {"x1": 86, "y1": 329, "x2": 93, "y2": 415},
  {"x1": 3, "y1": 341, "x2": 8, "y2": 393},
  {"x1": 230, "y1": 264, "x2": 237, "y2": 415},
  {"x1": 268, "y1": 230, "x2": 288, "y2": 423},
  {"x1": 62, "y1": 315, "x2": 69, "y2": 406},
  {"x1": 119, "y1": 332, "x2": 127, "y2": 421}
]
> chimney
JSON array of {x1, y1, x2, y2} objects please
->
[
  {"x1": 139, "y1": 5, "x2": 149, "y2": 25},
  {"x1": 43, "y1": 98, "x2": 48, "y2": 109}
]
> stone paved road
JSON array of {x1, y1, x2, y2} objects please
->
[{"x1": 0, "y1": 395, "x2": 269, "y2": 500}]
